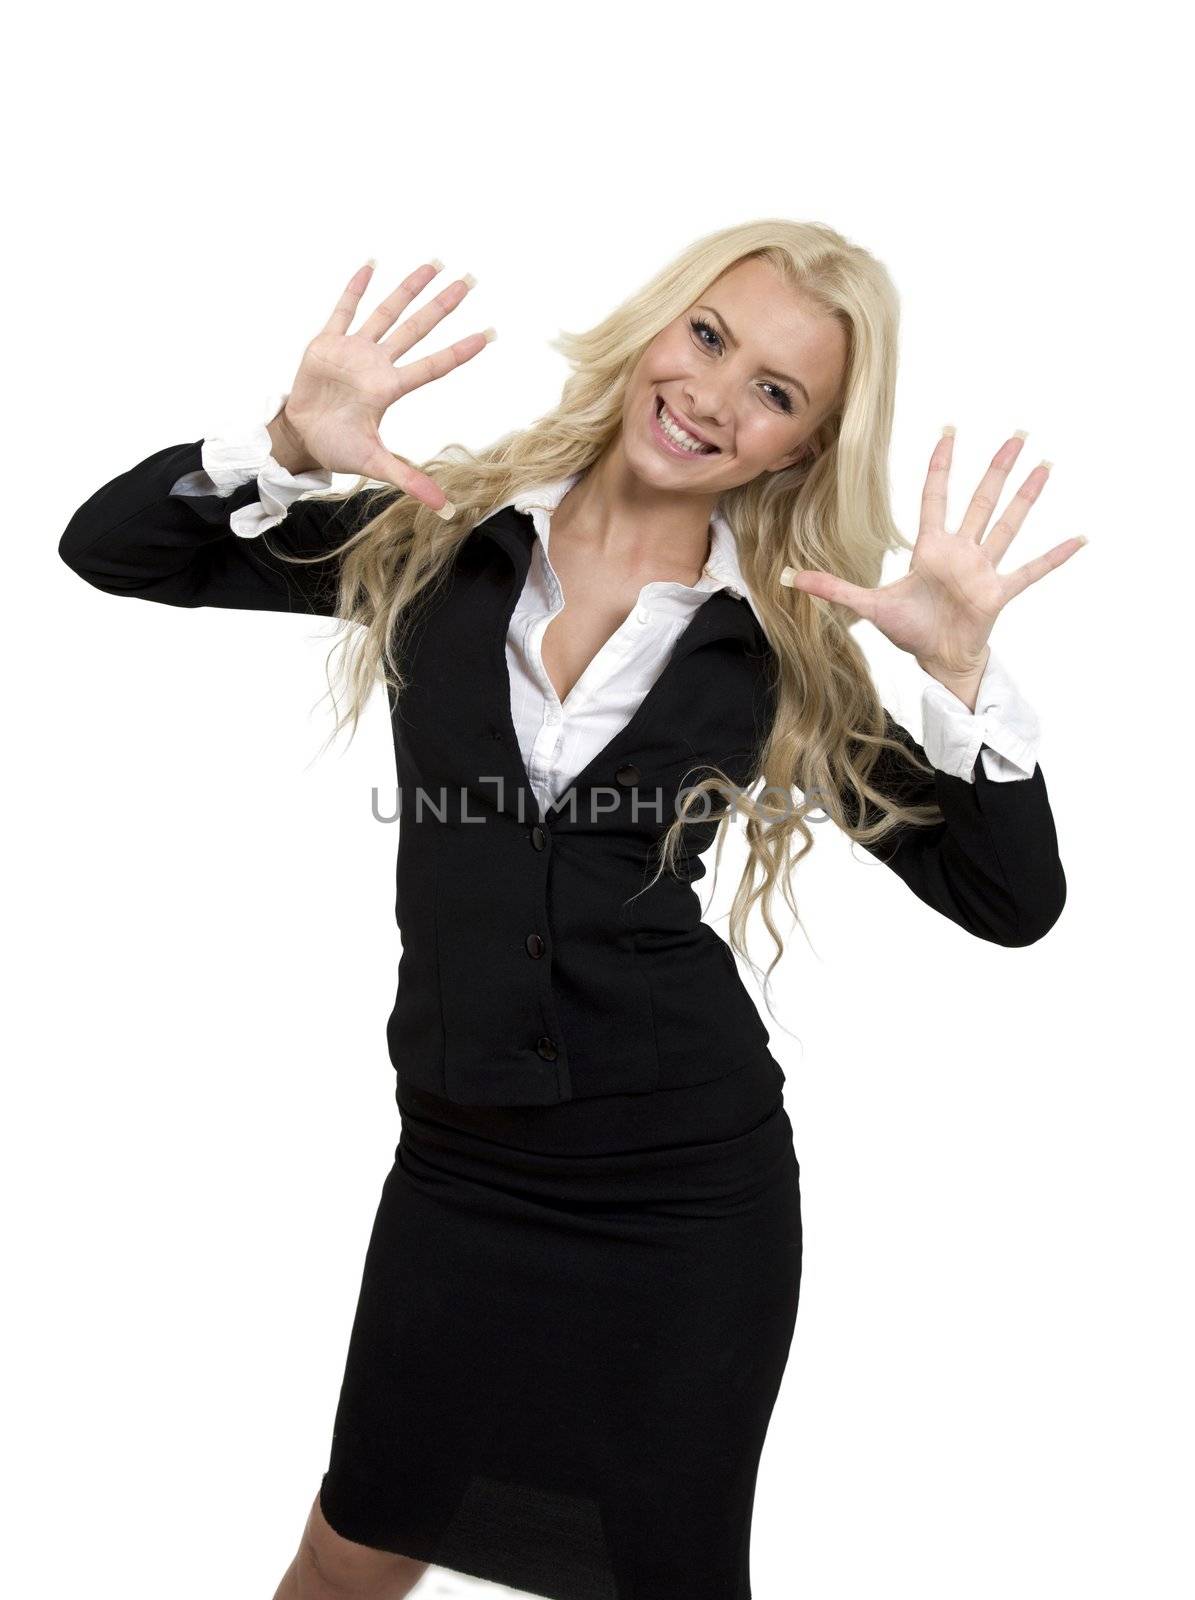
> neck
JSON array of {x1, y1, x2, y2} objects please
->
[{"x1": 551, "y1": 440, "x2": 718, "y2": 584}]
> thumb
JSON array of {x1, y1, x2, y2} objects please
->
[
  {"x1": 362, "y1": 443, "x2": 457, "y2": 521},
  {"x1": 780, "y1": 566, "x2": 875, "y2": 619}
]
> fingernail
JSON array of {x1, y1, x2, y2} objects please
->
[
  {"x1": 941, "y1": 424, "x2": 956, "y2": 438},
  {"x1": 428, "y1": 256, "x2": 445, "y2": 272},
  {"x1": 1039, "y1": 459, "x2": 1054, "y2": 471},
  {"x1": 779, "y1": 566, "x2": 798, "y2": 587},
  {"x1": 434, "y1": 500, "x2": 457, "y2": 521},
  {"x1": 462, "y1": 272, "x2": 478, "y2": 290},
  {"x1": 1076, "y1": 534, "x2": 1088, "y2": 546},
  {"x1": 482, "y1": 326, "x2": 498, "y2": 343},
  {"x1": 364, "y1": 257, "x2": 377, "y2": 271},
  {"x1": 1012, "y1": 428, "x2": 1029, "y2": 440}
]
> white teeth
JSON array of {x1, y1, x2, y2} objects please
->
[{"x1": 658, "y1": 399, "x2": 713, "y2": 453}]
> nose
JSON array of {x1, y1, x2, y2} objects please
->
[{"x1": 681, "y1": 380, "x2": 731, "y2": 431}]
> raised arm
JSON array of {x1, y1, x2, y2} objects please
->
[
  {"x1": 782, "y1": 424, "x2": 1080, "y2": 947},
  {"x1": 58, "y1": 257, "x2": 495, "y2": 614}
]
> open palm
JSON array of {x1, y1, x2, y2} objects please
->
[
  {"x1": 281, "y1": 260, "x2": 494, "y2": 511},
  {"x1": 781, "y1": 429, "x2": 1086, "y2": 678}
]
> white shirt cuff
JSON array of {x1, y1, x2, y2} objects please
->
[
  {"x1": 920, "y1": 650, "x2": 1040, "y2": 783},
  {"x1": 168, "y1": 391, "x2": 333, "y2": 538}
]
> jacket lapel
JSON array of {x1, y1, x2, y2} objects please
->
[{"x1": 473, "y1": 504, "x2": 774, "y2": 818}]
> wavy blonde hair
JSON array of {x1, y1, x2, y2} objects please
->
[{"x1": 273, "y1": 218, "x2": 943, "y2": 986}]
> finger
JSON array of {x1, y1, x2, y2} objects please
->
[
  {"x1": 780, "y1": 567, "x2": 878, "y2": 621},
  {"x1": 357, "y1": 259, "x2": 447, "y2": 344},
  {"x1": 958, "y1": 431, "x2": 1030, "y2": 542},
  {"x1": 378, "y1": 274, "x2": 478, "y2": 362},
  {"x1": 1001, "y1": 535, "x2": 1087, "y2": 599},
  {"x1": 919, "y1": 426, "x2": 954, "y2": 539},
  {"x1": 358, "y1": 440, "x2": 457, "y2": 518},
  {"x1": 392, "y1": 329, "x2": 497, "y2": 397},
  {"x1": 982, "y1": 459, "x2": 1053, "y2": 566},
  {"x1": 322, "y1": 261, "x2": 378, "y2": 339}
]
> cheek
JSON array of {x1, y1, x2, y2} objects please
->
[
  {"x1": 649, "y1": 325, "x2": 694, "y2": 371},
  {"x1": 737, "y1": 414, "x2": 793, "y2": 462},
  {"x1": 622, "y1": 362, "x2": 652, "y2": 423}
]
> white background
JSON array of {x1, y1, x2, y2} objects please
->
[{"x1": 5, "y1": 2, "x2": 1191, "y2": 1595}]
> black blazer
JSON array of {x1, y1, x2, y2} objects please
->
[{"x1": 59, "y1": 439, "x2": 1067, "y2": 1106}]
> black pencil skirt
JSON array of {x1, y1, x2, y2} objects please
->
[{"x1": 317, "y1": 1048, "x2": 802, "y2": 1600}]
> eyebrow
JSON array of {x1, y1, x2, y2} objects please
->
[{"x1": 696, "y1": 303, "x2": 812, "y2": 408}]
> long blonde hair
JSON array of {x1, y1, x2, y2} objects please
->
[{"x1": 274, "y1": 218, "x2": 943, "y2": 983}]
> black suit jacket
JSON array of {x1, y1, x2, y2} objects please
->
[{"x1": 58, "y1": 440, "x2": 1067, "y2": 1106}]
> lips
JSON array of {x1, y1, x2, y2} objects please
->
[{"x1": 654, "y1": 395, "x2": 720, "y2": 454}]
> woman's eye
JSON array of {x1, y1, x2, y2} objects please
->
[{"x1": 689, "y1": 315, "x2": 795, "y2": 414}]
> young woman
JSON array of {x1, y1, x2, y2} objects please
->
[{"x1": 59, "y1": 220, "x2": 1074, "y2": 1600}]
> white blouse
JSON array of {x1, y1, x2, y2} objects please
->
[{"x1": 170, "y1": 393, "x2": 1042, "y2": 815}]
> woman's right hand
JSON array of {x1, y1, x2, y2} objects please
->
[{"x1": 273, "y1": 260, "x2": 495, "y2": 519}]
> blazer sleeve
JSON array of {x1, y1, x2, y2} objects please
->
[
  {"x1": 839, "y1": 708, "x2": 1066, "y2": 947},
  {"x1": 57, "y1": 438, "x2": 379, "y2": 616}
]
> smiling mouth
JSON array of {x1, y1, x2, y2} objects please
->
[{"x1": 654, "y1": 395, "x2": 720, "y2": 455}]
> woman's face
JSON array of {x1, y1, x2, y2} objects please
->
[{"x1": 621, "y1": 257, "x2": 849, "y2": 494}]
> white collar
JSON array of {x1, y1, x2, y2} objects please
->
[{"x1": 486, "y1": 471, "x2": 764, "y2": 629}]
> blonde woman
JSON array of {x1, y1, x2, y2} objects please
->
[{"x1": 59, "y1": 221, "x2": 1075, "y2": 1600}]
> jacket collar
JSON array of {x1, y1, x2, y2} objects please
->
[{"x1": 472, "y1": 506, "x2": 770, "y2": 820}]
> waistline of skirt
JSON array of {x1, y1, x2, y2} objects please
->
[{"x1": 394, "y1": 1048, "x2": 790, "y2": 1175}]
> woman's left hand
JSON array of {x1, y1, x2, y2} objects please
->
[{"x1": 780, "y1": 428, "x2": 1087, "y2": 695}]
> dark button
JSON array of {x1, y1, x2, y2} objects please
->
[
  {"x1": 530, "y1": 824, "x2": 548, "y2": 850},
  {"x1": 525, "y1": 933, "x2": 545, "y2": 959},
  {"x1": 536, "y1": 1036, "x2": 558, "y2": 1060},
  {"x1": 615, "y1": 763, "x2": 640, "y2": 787}
]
